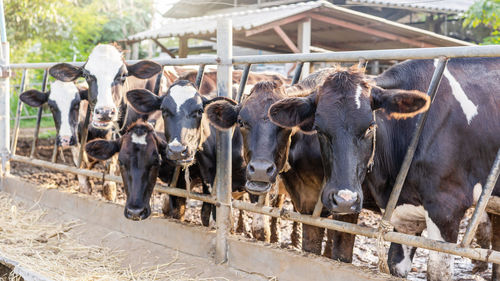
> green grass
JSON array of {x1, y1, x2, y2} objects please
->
[{"x1": 11, "y1": 116, "x2": 55, "y2": 129}]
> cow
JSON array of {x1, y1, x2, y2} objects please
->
[
  {"x1": 268, "y1": 60, "x2": 500, "y2": 280},
  {"x1": 205, "y1": 80, "x2": 358, "y2": 260},
  {"x1": 48, "y1": 44, "x2": 162, "y2": 201}
]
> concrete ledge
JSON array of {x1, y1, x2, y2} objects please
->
[{"x1": 1, "y1": 175, "x2": 397, "y2": 281}]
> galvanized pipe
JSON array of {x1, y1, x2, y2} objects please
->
[
  {"x1": 382, "y1": 57, "x2": 448, "y2": 222},
  {"x1": 10, "y1": 69, "x2": 27, "y2": 154},
  {"x1": 232, "y1": 200, "x2": 500, "y2": 265},
  {"x1": 0, "y1": 0, "x2": 8, "y2": 176},
  {"x1": 461, "y1": 148, "x2": 500, "y2": 247},
  {"x1": 215, "y1": 18, "x2": 233, "y2": 264},
  {"x1": 235, "y1": 64, "x2": 251, "y2": 102},
  {"x1": 29, "y1": 70, "x2": 49, "y2": 158}
]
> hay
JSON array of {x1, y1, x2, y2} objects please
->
[{"x1": 0, "y1": 193, "x2": 211, "y2": 281}]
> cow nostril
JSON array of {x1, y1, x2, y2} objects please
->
[
  {"x1": 266, "y1": 165, "x2": 275, "y2": 176},
  {"x1": 248, "y1": 164, "x2": 255, "y2": 174},
  {"x1": 181, "y1": 147, "x2": 188, "y2": 156}
]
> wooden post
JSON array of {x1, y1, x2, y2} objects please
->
[{"x1": 178, "y1": 37, "x2": 188, "y2": 58}]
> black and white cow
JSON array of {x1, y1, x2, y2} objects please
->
[
  {"x1": 268, "y1": 59, "x2": 500, "y2": 280},
  {"x1": 49, "y1": 44, "x2": 162, "y2": 201}
]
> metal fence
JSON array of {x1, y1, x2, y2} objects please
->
[{"x1": 1, "y1": 18, "x2": 500, "y2": 274}]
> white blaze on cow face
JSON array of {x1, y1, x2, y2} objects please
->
[
  {"x1": 354, "y1": 85, "x2": 362, "y2": 109},
  {"x1": 49, "y1": 80, "x2": 79, "y2": 141},
  {"x1": 434, "y1": 59, "x2": 478, "y2": 124},
  {"x1": 168, "y1": 137, "x2": 182, "y2": 147},
  {"x1": 169, "y1": 85, "x2": 198, "y2": 113},
  {"x1": 131, "y1": 132, "x2": 147, "y2": 145},
  {"x1": 84, "y1": 45, "x2": 123, "y2": 117}
]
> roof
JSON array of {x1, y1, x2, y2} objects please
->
[
  {"x1": 346, "y1": 0, "x2": 476, "y2": 14},
  {"x1": 128, "y1": 1, "x2": 473, "y2": 52}
]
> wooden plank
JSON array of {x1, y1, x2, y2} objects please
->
[
  {"x1": 152, "y1": 38, "x2": 176, "y2": 58},
  {"x1": 310, "y1": 13, "x2": 437, "y2": 48},
  {"x1": 245, "y1": 13, "x2": 309, "y2": 37},
  {"x1": 273, "y1": 26, "x2": 300, "y2": 53}
]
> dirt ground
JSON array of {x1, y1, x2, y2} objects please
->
[{"x1": 9, "y1": 137, "x2": 493, "y2": 281}]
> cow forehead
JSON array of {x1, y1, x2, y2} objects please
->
[
  {"x1": 168, "y1": 85, "x2": 198, "y2": 112},
  {"x1": 84, "y1": 44, "x2": 123, "y2": 78},
  {"x1": 49, "y1": 80, "x2": 79, "y2": 105}
]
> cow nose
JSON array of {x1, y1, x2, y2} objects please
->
[
  {"x1": 124, "y1": 206, "x2": 148, "y2": 220},
  {"x1": 59, "y1": 136, "x2": 72, "y2": 147},
  {"x1": 95, "y1": 107, "x2": 116, "y2": 121},
  {"x1": 247, "y1": 159, "x2": 276, "y2": 182},
  {"x1": 322, "y1": 188, "x2": 360, "y2": 214},
  {"x1": 167, "y1": 143, "x2": 189, "y2": 160}
]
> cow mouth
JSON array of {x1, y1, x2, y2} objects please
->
[
  {"x1": 92, "y1": 120, "x2": 112, "y2": 129},
  {"x1": 174, "y1": 157, "x2": 195, "y2": 165},
  {"x1": 245, "y1": 181, "x2": 272, "y2": 195}
]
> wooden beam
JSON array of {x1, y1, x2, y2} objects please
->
[
  {"x1": 178, "y1": 37, "x2": 188, "y2": 58},
  {"x1": 309, "y1": 13, "x2": 437, "y2": 48},
  {"x1": 273, "y1": 26, "x2": 300, "y2": 53},
  {"x1": 152, "y1": 38, "x2": 176, "y2": 58},
  {"x1": 245, "y1": 13, "x2": 309, "y2": 37}
]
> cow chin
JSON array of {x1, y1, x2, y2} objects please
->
[
  {"x1": 92, "y1": 119, "x2": 113, "y2": 129},
  {"x1": 245, "y1": 181, "x2": 272, "y2": 195}
]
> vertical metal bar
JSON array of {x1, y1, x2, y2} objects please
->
[
  {"x1": 10, "y1": 69, "x2": 27, "y2": 155},
  {"x1": 195, "y1": 64, "x2": 205, "y2": 89},
  {"x1": 77, "y1": 106, "x2": 91, "y2": 167},
  {"x1": 291, "y1": 62, "x2": 304, "y2": 85},
  {"x1": 235, "y1": 64, "x2": 251, "y2": 102},
  {"x1": 382, "y1": 57, "x2": 448, "y2": 222},
  {"x1": 215, "y1": 18, "x2": 233, "y2": 264},
  {"x1": 461, "y1": 148, "x2": 500, "y2": 247},
  {"x1": 0, "y1": 33, "x2": 8, "y2": 176},
  {"x1": 29, "y1": 70, "x2": 49, "y2": 158}
]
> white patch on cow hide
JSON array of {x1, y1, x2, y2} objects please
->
[
  {"x1": 393, "y1": 244, "x2": 413, "y2": 277},
  {"x1": 337, "y1": 189, "x2": 357, "y2": 201},
  {"x1": 425, "y1": 212, "x2": 454, "y2": 281},
  {"x1": 131, "y1": 133, "x2": 147, "y2": 145},
  {"x1": 391, "y1": 204, "x2": 426, "y2": 234},
  {"x1": 49, "y1": 80, "x2": 79, "y2": 138},
  {"x1": 354, "y1": 85, "x2": 362, "y2": 109},
  {"x1": 169, "y1": 85, "x2": 197, "y2": 112},
  {"x1": 84, "y1": 44, "x2": 123, "y2": 111},
  {"x1": 434, "y1": 59, "x2": 478, "y2": 124}
]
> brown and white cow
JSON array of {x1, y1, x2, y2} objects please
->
[{"x1": 269, "y1": 59, "x2": 500, "y2": 280}]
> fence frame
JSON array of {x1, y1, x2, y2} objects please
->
[{"x1": 1, "y1": 18, "x2": 500, "y2": 275}]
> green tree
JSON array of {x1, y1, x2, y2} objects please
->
[{"x1": 464, "y1": 0, "x2": 500, "y2": 44}]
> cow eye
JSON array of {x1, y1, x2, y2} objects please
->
[{"x1": 191, "y1": 108, "x2": 203, "y2": 118}]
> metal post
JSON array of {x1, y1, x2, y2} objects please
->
[
  {"x1": 291, "y1": 62, "x2": 304, "y2": 85},
  {"x1": 461, "y1": 148, "x2": 500, "y2": 247},
  {"x1": 10, "y1": 69, "x2": 27, "y2": 155},
  {"x1": 29, "y1": 70, "x2": 49, "y2": 158},
  {"x1": 235, "y1": 64, "x2": 251, "y2": 102},
  {"x1": 215, "y1": 18, "x2": 233, "y2": 264},
  {"x1": 77, "y1": 107, "x2": 91, "y2": 167},
  {"x1": 382, "y1": 57, "x2": 448, "y2": 222},
  {"x1": 0, "y1": 0, "x2": 9, "y2": 177},
  {"x1": 297, "y1": 18, "x2": 311, "y2": 76},
  {"x1": 195, "y1": 64, "x2": 205, "y2": 88}
]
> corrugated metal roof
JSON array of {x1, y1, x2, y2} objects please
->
[
  {"x1": 127, "y1": 0, "x2": 473, "y2": 49},
  {"x1": 346, "y1": 0, "x2": 476, "y2": 13},
  {"x1": 130, "y1": 1, "x2": 323, "y2": 40}
]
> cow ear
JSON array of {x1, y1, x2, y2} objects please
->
[
  {"x1": 127, "y1": 89, "x2": 163, "y2": 114},
  {"x1": 20, "y1": 89, "x2": 49, "y2": 107},
  {"x1": 370, "y1": 86, "x2": 430, "y2": 119},
  {"x1": 49, "y1": 63, "x2": 82, "y2": 82},
  {"x1": 78, "y1": 88, "x2": 88, "y2": 100},
  {"x1": 205, "y1": 97, "x2": 240, "y2": 130},
  {"x1": 269, "y1": 93, "x2": 316, "y2": 132},
  {"x1": 85, "y1": 139, "x2": 120, "y2": 161},
  {"x1": 127, "y1": 60, "x2": 162, "y2": 79}
]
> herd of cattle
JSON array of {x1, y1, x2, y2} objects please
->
[{"x1": 18, "y1": 44, "x2": 500, "y2": 281}]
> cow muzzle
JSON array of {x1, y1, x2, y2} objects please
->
[
  {"x1": 322, "y1": 188, "x2": 361, "y2": 214},
  {"x1": 57, "y1": 135, "x2": 76, "y2": 147},
  {"x1": 166, "y1": 142, "x2": 193, "y2": 165},
  {"x1": 124, "y1": 205, "x2": 150, "y2": 221},
  {"x1": 245, "y1": 159, "x2": 276, "y2": 195},
  {"x1": 92, "y1": 106, "x2": 117, "y2": 129}
]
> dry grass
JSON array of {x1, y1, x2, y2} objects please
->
[{"x1": 0, "y1": 193, "x2": 215, "y2": 281}]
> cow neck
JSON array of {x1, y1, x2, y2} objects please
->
[{"x1": 367, "y1": 111, "x2": 377, "y2": 173}]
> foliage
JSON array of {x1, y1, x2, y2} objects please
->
[{"x1": 463, "y1": 0, "x2": 500, "y2": 44}]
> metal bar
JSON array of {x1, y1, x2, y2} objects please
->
[
  {"x1": 19, "y1": 114, "x2": 51, "y2": 120},
  {"x1": 382, "y1": 57, "x2": 448, "y2": 222},
  {"x1": 235, "y1": 64, "x2": 251, "y2": 102},
  {"x1": 10, "y1": 69, "x2": 27, "y2": 155},
  {"x1": 291, "y1": 62, "x2": 304, "y2": 85},
  {"x1": 215, "y1": 18, "x2": 233, "y2": 264},
  {"x1": 0, "y1": 40, "x2": 8, "y2": 176},
  {"x1": 461, "y1": 148, "x2": 500, "y2": 247},
  {"x1": 195, "y1": 64, "x2": 205, "y2": 88},
  {"x1": 29, "y1": 70, "x2": 49, "y2": 158},
  {"x1": 232, "y1": 200, "x2": 500, "y2": 265},
  {"x1": 77, "y1": 107, "x2": 91, "y2": 168}
]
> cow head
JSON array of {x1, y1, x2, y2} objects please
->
[
  {"x1": 205, "y1": 81, "x2": 291, "y2": 195},
  {"x1": 127, "y1": 80, "x2": 210, "y2": 166},
  {"x1": 85, "y1": 121, "x2": 165, "y2": 220},
  {"x1": 269, "y1": 66, "x2": 430, "y2": 214},
  {"x1": 49, "y1": 44, "x2": 161, "y2": 130},
  {"x1": 20, "y1": 81, "x2": 87, "y2": 147}
]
